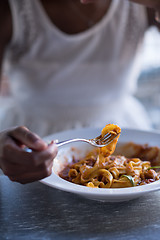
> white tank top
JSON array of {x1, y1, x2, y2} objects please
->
[{"x1": 1, "y1": 0, "x2": 151, "y2": 137}]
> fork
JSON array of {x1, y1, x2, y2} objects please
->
[
  {"x1": 54, "y1": 132, "x2": 119, "y2": 148},
  {"x1": 25, "y1": 132, "x2": 119, "y2": 152}
]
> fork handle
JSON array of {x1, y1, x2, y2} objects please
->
[
  {"x1": 25, "y1": 138, "x2": 89, "y2": 152},
  {"x1": 56, "y1": 138, "x2": 89, "y2": 147}
]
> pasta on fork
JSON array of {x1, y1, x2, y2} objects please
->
[{"x1": 59, "y1": 124, "x2": 160, "y2": 188}]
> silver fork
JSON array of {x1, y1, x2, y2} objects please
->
[
  {"x1": 55, "y1": 132, "x2": 119, "y2": 148},
  {"x1": 25, "y1": 132, "x2": 119, "y2": 152}
]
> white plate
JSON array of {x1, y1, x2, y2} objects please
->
[{"x1": 41, "y1": 127, "x2": 160, "y2": 202}]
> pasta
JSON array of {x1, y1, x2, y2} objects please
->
[{"x1": 59, "y1": 124, "x2": 160, "y2": 188}]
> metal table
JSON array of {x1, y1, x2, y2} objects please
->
[{"x1": 1, "y1": 175, "x2": 160, "y2": 240}]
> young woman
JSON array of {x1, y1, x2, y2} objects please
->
[{"x1": 0, "y1": 0, "x2": 160, "y2": 184}]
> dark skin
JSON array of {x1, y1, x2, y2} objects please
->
[{"x1": 0, "y1": 0, "x2": 159, "y2": 184}]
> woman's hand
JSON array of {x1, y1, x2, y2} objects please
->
[{"x1": 0, "y1": 126, "x2": 58, "y2": 184}]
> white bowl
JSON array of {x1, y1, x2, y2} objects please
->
[{"x1": 41, "y1": 127, "x2": 160, "y2": 202}]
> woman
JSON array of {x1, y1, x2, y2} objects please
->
[{"x1": 0, "y1": 0, "x2": 160, "y2": 183}]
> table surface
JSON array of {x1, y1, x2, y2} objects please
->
[{"x1": 1, "y1": 175, "x2": 160, "y2": 240}]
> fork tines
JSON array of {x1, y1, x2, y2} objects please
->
[{"x1": 101, "y1": 132, "x2": 119, "y2": 144}]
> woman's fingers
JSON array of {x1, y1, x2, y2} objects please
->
[
  {"x1": 1, "y1": 160, "x2": 28, "y2": 177},
  {"x1": 3, "y1": 138, "x2": 57, "y2": 166},
  {"x1": 30, "y1": 143, "x2": 58, "y2": 166},
  {"x1": 8, "y1": 126, "x2": 47, "y2": 151},
  {"x1": 8, "y1": 159, "x2": 54, "y2": 184}
]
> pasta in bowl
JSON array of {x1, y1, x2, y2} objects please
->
[
  {"x1": 59, "y1": 147, "x2": 160, "y2": 189},
  {"x1": 41, "y1": 126, "x2": 160, "y2": 202}
]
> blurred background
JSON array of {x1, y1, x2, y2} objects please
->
[{"x1": 135, "y1": 27, "x2": 160, "y2": 130}]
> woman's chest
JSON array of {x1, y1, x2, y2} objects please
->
[{"x1": 40, "y1": 0, "x2": 111, "y2": 34}]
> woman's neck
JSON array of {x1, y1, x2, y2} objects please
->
[{"x1": 40, "y1": 0, "x2": 112, "y2": 34}]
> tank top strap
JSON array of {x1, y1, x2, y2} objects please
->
[{"x1": 8, "y1": 0, "x2": 38, "y2": 57}]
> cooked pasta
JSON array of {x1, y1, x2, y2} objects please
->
[{"x1": 59, "y1": 124, "x2": 160, "y2": 188}]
